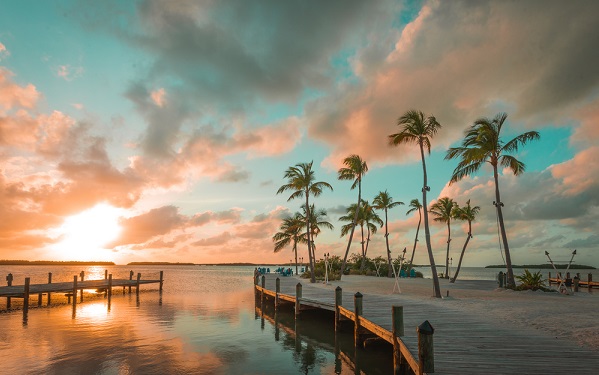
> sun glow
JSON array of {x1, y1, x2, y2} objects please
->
[{"x1": 51, "y1": 203, "x2": 124, "y2": 260}]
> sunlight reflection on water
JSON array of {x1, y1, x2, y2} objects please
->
[{"x1": 0, "y1": 265, "x2": 393, "y2": 374}]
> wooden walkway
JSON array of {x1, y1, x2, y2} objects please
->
[{"x1": 256, "y1": 274, "x2": 599, "y2": 375}]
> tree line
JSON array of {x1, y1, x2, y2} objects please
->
[{"x1": 274, "y1": 110, "x2": 539, "y2": 297}]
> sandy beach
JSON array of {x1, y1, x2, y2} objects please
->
[{"x1": 305, "y1": 275, "x2": 599, "y2": 351}]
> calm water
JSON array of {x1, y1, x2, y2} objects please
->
[{"x1": 0, "y1": 265, "x2": 392, "y2": 375}]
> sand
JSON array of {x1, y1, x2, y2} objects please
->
[{"x1": 305, "y1": 275, "x2": 599, "y2": 350}]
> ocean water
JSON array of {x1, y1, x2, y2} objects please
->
[
  {"x1": 0, "y1": 265, "x2": 392, "y2": 375},
  {"x1": 417, "y1": 265, "x2": 596, "y2": 281}
]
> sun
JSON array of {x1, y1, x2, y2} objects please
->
[{"x1": 51, "y1": 203, "x2": 124, "y2": 260}]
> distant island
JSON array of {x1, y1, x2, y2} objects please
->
[
  {"x1": 486, "y1": 264, "x2": 596, "y2": 269},
  {"x1": 127, "y1": 262, "x2": 196, "y2": 266},
  {"x1": 0, "y1": 260, "x2": 115, "y2": 266}
]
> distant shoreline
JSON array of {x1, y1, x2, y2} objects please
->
[
  {"x1": 485, "y1": 264, "x2": 596, "y2": 269},
  {"x1": 0, "y1": 260, "x2": 115, "y2": 266}
]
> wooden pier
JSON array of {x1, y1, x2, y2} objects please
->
[
  {"x1": 255, "y1": 274, "x2": 599, "y2": 375},
  {"x1": 1, "y1": 271, "x2": 163, "y2": 319}
]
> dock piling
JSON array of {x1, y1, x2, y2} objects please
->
[
  {"x1": 72, "y1": 276, "x2": 78, "y2": 308},
  {"x1": 159, "y1": 271, "x2": 164, "y2": 292},
  {"x1": 129, "y1": 270, "x2": 133, "y2": 294},
  {"x1": 47, "y1": 273, "x2": 52, "y2": 305},
  {"x1": 589, "y1": 273, "x2": 593, "y2": 292},
  {"x1": 6, "y1": 273, "x2": 13, "y2": 309},
  {"x1": 295, "y1": 283, "x2": 302, "y2": 317},
  {"x1": 107, "y1": 274, "x2": 112, "y2": 309},
  {"x1": 275, "y1": 277, "x2": 280, "y2": 311},
  {"x1": 23, "y1": 277, "x2": 30, "y2": 319},
  {"x1": 393, "y1": 306, "x2": 406, "y2": 375},
  {"x1": 335, "y1": 286, "x2": 342, "y2": 332},
  {"x1": 354, "y1": 292, "x2": 363, "y2": 347},
  {"x1": 417, "y1": 320, "x2": 435, "y2": 374},
  {"x1": 136, "y1": 273, "x2": 141, "y2": 296}
]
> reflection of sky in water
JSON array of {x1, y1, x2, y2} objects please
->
[{"x1": 0, "y1": 266, "x2": 391, "y2": 374}]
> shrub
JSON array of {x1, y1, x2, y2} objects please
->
[{"x1": 515, "y1": 269, "x2": 550, "y2": 291}]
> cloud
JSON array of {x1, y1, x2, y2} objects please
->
[
  {"x1": 55, "y1": 65, "x2": 84, "y2": 81},
  {"x1": 111, "y1": 205, "x2": 186, "y2": 246},
  {"x1": 192, "y1": 231, "x2": 232, "y2": 247},
  {"x1": 564, "y1": 235, "x2": 599, "y2": 249},
  {"x1": 150, "y1": 88, "x2": 166, "y2": 107},
  {"x1": 0, "y1": 42, "x2": 9, "y2": 60},
  {"x1": 0, "y1": 68, "x2": 40, "y2": 112},
  {"x1": 306, "y1": 0, "x2": 599, "y2": 168}
]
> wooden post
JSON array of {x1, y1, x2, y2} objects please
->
[
  {"x1": 23, "y1": 277, "x2": 30, "y2": 318},
  {"x1": 38, "y1": 292, "x2": 42, "y2": 306},
  {"x1": 159, "y1": 271, "x2": 164, "y2": 292},
  {"x1": 589, "y1": 273, "x2": 593, "y2": 292},
  {"x1": 104, "y1": 270, "x2": 108, "y2": 279},
  {"x1": 72, "y1": 276, "x2": 78, "y2": 308},
  {"x1": 417, "y1": 320, "x2": 435, "y2": 374},
  {"x1": 47, "y1": 272, "x2": 52, "y2": 305},
  {"x1": 136, "y1": 273, "x2": 141, "y2": 296},
  {"x1": 275, "y1": 277, "x2": 280, "y2": 311},
  {"x1": 80, "y1": 271, "x2": 85, "y2": 281},
  {"x1": 335, "y1": 286, "x2": 342, "y2": 333},
  {"x1": 107, "y1": 274, "x2": 113, "y2": 305},
  {"x1": 6, "y1": 273, "x2": 13, "y2": 309},
  {"x1": 574, "y1": 277, "x2": 579, "y2": 292},
  {"x1": 295, "y1": 283, "x2": 302, "y2": 317},
  {"x1": 354, "y1": 292, "x2": 363, "y2": 347},
  {"x1": 393, "y1": 306, "x2": 405, "y2": 374},
  {"x1": 548, "y1": 272, "x2": 551, "y2": 285},
  {"x1": 129, "y1": 270, "x2": 134, "y2": 294},
  {"x1": 260, "y1": 275, "x2": 266, "y2": 305}
]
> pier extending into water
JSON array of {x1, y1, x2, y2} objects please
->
[
  {"x1": 255, "y1": 273, "x2": 599, "y2": 375},
  {"x1": 1, "y1": 270, "x2": 163, "y2": 320}
]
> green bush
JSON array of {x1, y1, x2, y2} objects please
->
[{"x1": 515, "y1": 269, "x2": 550, "y2": 291}]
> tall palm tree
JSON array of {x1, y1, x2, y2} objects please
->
[
  {"x1": 277, "y1": 161, "x2": 333, "y2": 283},
  {"x1": 302, "y1": 204, "x2": 334, "y2": 260},
  {"x1": 406, "y1": 199, "x2": 422, "y2": 274},
  {"x1": 339, "y1": 202, "x2": 364, "y2": 270},
  {"x1": 430, "y1": 197, "x2": 458, "y2": 279},
  {"x1": 389, "y1": 110, "x2": 442, "y2": 298},
  {"x1": 360, "y1": 200, "x2": 383, "y2": 271},
  {"x1": 445, "y1": 112, "x2": 540, "y2": 287},
  {"x1": 450, "y1": 200, "x2": 480, "y2": 283},
  {"x1": 273, "y1": 213, "x2": 305, "y2": 274},
  {"x1": 373, "y1": 191, "x2": 404, "y2": 277},
  {"x1": 337, "y1": 154, "x2": 368, "y2": 278}
]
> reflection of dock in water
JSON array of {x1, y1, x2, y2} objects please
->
[
  {"x1": 256, "y1": 273, "x2": 599, "y2": 375},
  {"x1": 2, "y1": 270, "x2": 163, "y2": 322}
]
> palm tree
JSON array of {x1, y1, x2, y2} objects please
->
[
  {"x1": 406, "y1": 199, "x2": 422, "y2": 274},
  {"x1": 450, "y1": 200, "x2": 480, "y2": 283},
  {"x1": 389, "y1": 110, "x2": 442, "y2": 298},
  {"x1": 302, "y1": 204, "x2": 334, "y2": 260},
  {"x1": 337, "y1": 154, "x2": 368, "y2": 278},
  {"x1": 277, "y1": 161, "x2": 333, "y2": 283},
  {"x1": 373, "y1": 191, "x2": 404, "y2": 277},
  {"x1": 360, "y1": 200, "x2": 383, "y2": 271},
  {"x1": 445, "y1": 112, "x2": 540, "y2": 287},
  {"x1": 273, "y1": 213, "x2": 305, "y2": 274},
  {"x1": 339, "y1": 202, "x2": 364, "y2": 270},
  {"x1": 430, "y1": 197, "x2": 457, "y2": 279}
]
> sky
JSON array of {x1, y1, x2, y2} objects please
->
[{"x1": 1, "y1": 0, "x2": 598, "y2": 267}]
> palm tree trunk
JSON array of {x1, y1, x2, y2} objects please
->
[
  {"x1": 359, "y1": 224, "x2": 366, "y2": 271},
  {"x1": 294, "y1": 242, "x2": 298, "y2": 275},
  {"x1": 385, "y1": 208, "x2": 393, "y2": 278},
  {"x1": 420, "y1": 142, "x2": 441, "y2": 298},
  {"x1": 493, "y1": 166, "x2": 514, "y2": 287},
  {"x1": 340, "y1": 180, "x2": 361, "y2": 279},
  {"x1": 450, "y1": 221, "x2": 471, "y2": 283},
  {"x1": 445, "y1": 221, "x2": 451, "y2": 279},
  {"x1": 305, "y1": 193, "x2": 315, "y2": 283},
  {"x1": 407, "y1": 210, "x2": 421, "y2": 274}
]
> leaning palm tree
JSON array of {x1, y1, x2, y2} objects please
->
[
  {"x1": 430, "y1": 197, "x2": 458, "y2": 279},
  {"x1": 450, "y1": 200, "x2": 480, "y2": 283},
  {"x1": 389, "y1": 110, "x2": 442, "y2": 298},
  {"x1": 373, "y1": 191, "x2": 404, "y2": 277},
  {"x1": 277, "y1": 161, "x2": 333, "y2": 283},
  {"x1": 339, "y1": 202, "x2": 364, "y2": 270},
  {"x1": 445, "y1": 112, "x2": 540, "y2": 287},
  {"x1": 360, "y1": 200, "x2": 383, "y2": 271},
  {"x1": 273, "y1": 212, "x2": 305, "y2": 274},
  {"x1": 337, "y1": 154, "x2": 368, "y2": 279},
  {"x1": 406, "y1": 199, "x2": 422, "y2": 274}
]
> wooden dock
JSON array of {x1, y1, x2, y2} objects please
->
[
  {"x1": 255, "y1": 274, "x2": 599, "y2": 375},
  {"x1": 1, "y1": 271, "x2": 163, "y2": 319}
]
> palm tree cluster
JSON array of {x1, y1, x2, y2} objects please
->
[{"x1": 274, "y1": 111, "x2": 539, "y2": 293}]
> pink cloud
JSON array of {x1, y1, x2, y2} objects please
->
[
  {"x1": 55, "y1": 65, "x2": 84, "y2": 81},
  {"x1": 150, "y1": 88, "x2": 166, "y2": 107},
  {"x1": 0, "y1": 68, "x2": 40, "y2": 112},
  {"x1": 551, "y1": 146, "x2": 599, "y2": 196}
]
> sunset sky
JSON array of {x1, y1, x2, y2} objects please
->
[{"x1": 1, "y1": 1, "x2": 598, "y2": 267}]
